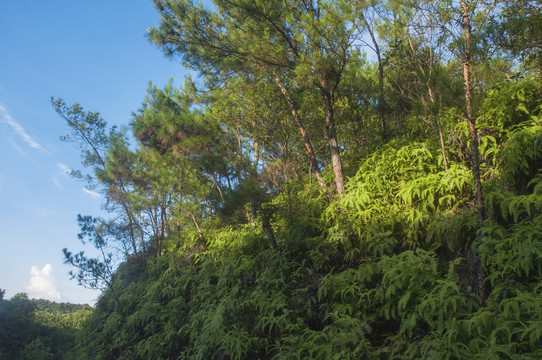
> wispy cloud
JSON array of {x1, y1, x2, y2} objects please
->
[
  {"x1": 52, "y1": 176, "x2": 62, "y2": 189},
  {"x1": 52, "y1": 162, "x2": 73, "y2": 189},
  {"x1": 27, "y1": 264, "x2": 61, "y2": 301},
  {"x1": 8, "y1": 137, "x2": 30, "y2": 158},
  {"x1": 0, "y1": 104, "x2": 49, "y2": 153},
  {"x1": 57, "y1": 162, "x2": 71, "y2": 175},
  {"x1": 83, "y1": 187, "x2": 101, "y2": 198}
]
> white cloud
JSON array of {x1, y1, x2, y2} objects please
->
[
  {"x1": 8, "y1": 137, "x2": 30, "y2": 157},
  {"x1": 52, "y1": 176, "x2": 62, "y2": 189},
  {"x1": 0, "y1": 104, "x2": 49, "y2": 153},
  {"x1": 83, "y1": 187, "x2": 101, "y2": 198},
  {"x1": 57, "y1": 162, "x2": 71, "y2": 175},
  {"x1": 27, "y1": 264, "x2": 61, "y2": 301},
  {"x1": 52, "y1": 163, "x2": 72, "y2": 189}
]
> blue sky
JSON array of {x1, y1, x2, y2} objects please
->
[{"x1": 0, "y1": 1, "x2": 189, "y2": 304}]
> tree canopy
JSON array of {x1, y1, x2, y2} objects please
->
[{"x1": 47, "y1": 0, "x2": 542, "y2": 358}]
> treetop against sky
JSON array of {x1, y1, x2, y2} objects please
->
[{"x1": 0, "y1": 1, "x2": 189, "y2": 304}]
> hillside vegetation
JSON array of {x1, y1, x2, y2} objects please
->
[
  {"x1": 0, "y1": 291, "x2": 92, "y2": 360},
  {"x1": 52, "y1": 0, "x2": 542, "y2": 359}
]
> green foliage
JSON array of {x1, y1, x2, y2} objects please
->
[
  {"x1": 70, "y1": 128, "x2": 541, "y2": 357},
  {"x1": 497, "y1": 117, "x2": 542, "y2": 192},
  {"x1": 325, "y1": 140, "x2": 473, "y2": 257},
  {"x1": 0, "y1": 294, "x2": 91, "y2": 360},
  {"x1": 0, "y1": 293, "x2": 36, "y2": 359},
  {"x1": 489, "y1": 0, "x2": 542, "y2": 73},
  {"x1": 21, "y1": 338, "x2": 54, "y2": 360},
  {"x1": 50, "y1": 0, "x2": 542, "y2": 358},
  {"x1": 65, "y1": 70, "x2": 542, "y2": 360}
]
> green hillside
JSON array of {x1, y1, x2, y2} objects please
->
[
  {"x1": 0, "y1": 292, "x2": 92, "y2": 360},
  {"x1": 44, "y1": 0, "x2": 542, "y2": 358}
]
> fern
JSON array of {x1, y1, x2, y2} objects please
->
[{"x1": 325, "y1": 140, "x2": 475, "y2": 258}]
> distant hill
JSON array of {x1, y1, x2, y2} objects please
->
[
  {"x1": 0, "y1": 291, "x2": 93, "y2": 360},
  {"x1": 31, "y1": 297, "x2": 92, "y2": 314}
]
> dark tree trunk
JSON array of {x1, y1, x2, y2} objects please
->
[
  {"x1": 260, "y1": 205, "x2": 277, "y2": 249},
  {"x1": 320, "y1": 81, "x2": 345, "y2": 195},
  {"x1": 461, "y1": 0, "x2": 485, "y2": 300},
  {"x1": 273, "y1": 72, "x2": 327, "y2": 191}
]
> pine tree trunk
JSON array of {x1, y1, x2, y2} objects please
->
[
  {"x1": 260, "y1": 205, "x2": 277, "y2": 249},
  {"x1": 461, "y1": 0, "x2": 485, "y2": 300},
  {"x1": 273, "y1": 72, "x2": 327, "y2": 191},
  {"x1": 190, "y1": 211, "x2": 203, "y2": 240},
  {"x1": 320, "y1": 81, "x2": 345, "y2": 195},
  {"x1": 461, "y1": 0, "x2": 484, "y2": 226},
  {"x1": 211, "y1": 172, "x2": 225, "y2": 203}
]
